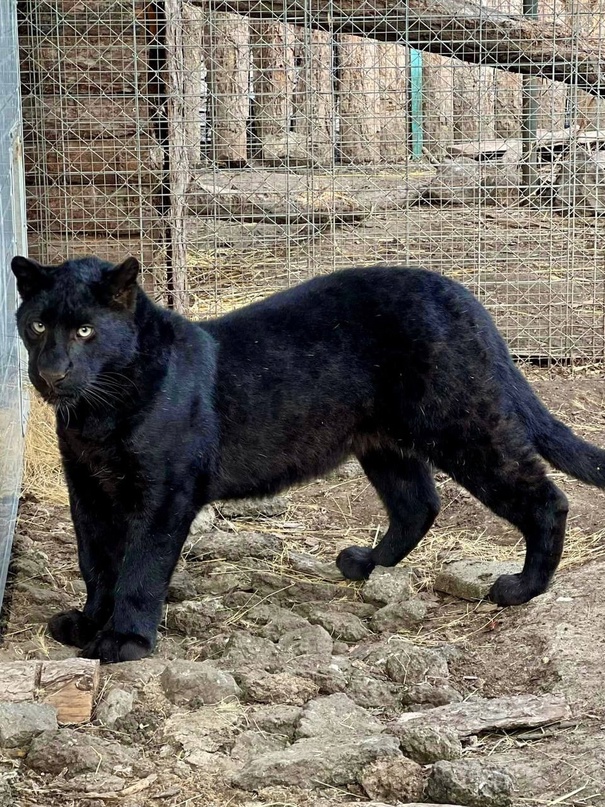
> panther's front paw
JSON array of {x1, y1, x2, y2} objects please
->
[
  {"x1": 48, "y1": 609, "x2": 99, "y2": 649},
  {"x1": 80, "y1": 629, "x2": 152, "y2": 664},
  {"x1": 336, "y1": 545, "x2": 376, "y2": 581}
]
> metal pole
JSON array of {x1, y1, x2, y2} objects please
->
[
  {"x1": 522, "y1": 0, "x2": 540, "y2": 194},
  {"x1": 410, "y1": 49, "x2": 423, "y2": 160}
]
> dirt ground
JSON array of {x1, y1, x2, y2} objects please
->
[{"x1": 2, "y1": 369, "x2": 605, "y2": 806}]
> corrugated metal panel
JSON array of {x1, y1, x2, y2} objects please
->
[{"x1": 0, "y1": 0, "x2": 27, "y2": 607}]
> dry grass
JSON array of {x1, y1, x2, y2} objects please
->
[{"x1": 23, "y1": 392, "x2": 68, "y2": 506}]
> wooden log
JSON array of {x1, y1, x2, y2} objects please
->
[
  {"x1": 24, "y1": 137, "x2": 164, "y2": 183},
  {"x1": 290, "y1": 30, "x2": 335, "y2": 165},
  {"x1": 492, "y1": 0, "x2": 523, "y2": 138},
  {"x1": 204, "y1": 12, "x2": 251, "y2": 165},
  {"x1": 393, "y1": 693, "x2": 571, "y2": 737},
  {"x1": 0, "y1": 661, "x2": 38, "y2": 703},
  {"x1": 183, "y1": 2, "x2": 206, "y2": 169},
  {"x1": 533, "y1": 0, "x2": 567, "y2": 131},
  {"x1": 27, "y1": 234, "x2": 160, "y2": 269},
  {"x1": 337, "y1": 35, "x2": 382, "y2": 163},
  {"x1": 21, "y1": 96, "x2": 154, "y2": 141},
  {"x1": 0, "y1": 659, "x2": 100, "y2": 725},
  {"x1": 452, "y1": 61, "x2": 497, "y2": 142},
  {"x1": 378, "y1": 43, "x2": 409, "y2": 162},
  {"x1": 39, "y1": 659, "x2": 100, "y2": 725},
  {"x1": 19, "y1": 33, "x2": 150, "y2": 95},
  {"x1": 250, "y1": 21, "x2": 297, "y2": 161},
  {"x1": 422, "y1": 54, "x2": 455, "y2": 156},
  {"x1": 26, "y1": 184, "x2": 159, "y2": 236},
  {"x1": 204, "y1": 0, "x2": 605, "y2": 99},
  {"x1": 165, "y1": 0, "x2": 191, "y2": 312}
]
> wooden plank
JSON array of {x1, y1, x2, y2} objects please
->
[
  {"x1": 204, "y1": 0, "x2": 605, "y2": 100},
  {"x1": 204, "y1": 12, "x2": 250, "y2": 165},
  {"x1": 39, "y1": 659, "x2": 100, "y2": 725},
  {"x1": 337, "y1": 35, "x2": 382, "y2": 163},
  {"x1": 250, "y1": 21, "x2": 297, "y2": 161}
]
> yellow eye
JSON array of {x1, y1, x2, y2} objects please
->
[
  {"x1": 76, "y1": 325, "x2": 94, "y2": 339},
  {"x1": 31, "y1": 321, "x2": 45, "y2": 334}
]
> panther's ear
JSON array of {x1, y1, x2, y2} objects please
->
[
  {"x1": 11, "y1": 256, "x2": 48, "y2": 301},
  {"x1": 102, "y1": 257, "x2": 140, "y2": 309}
]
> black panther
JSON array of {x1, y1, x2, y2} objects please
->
[{"x1": 12, "y1": 255, "x2": 605, "y2": 663}]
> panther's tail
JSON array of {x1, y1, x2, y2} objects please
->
[{"x1": 515, "y1": 370, "x2": 605, "y2": 487}]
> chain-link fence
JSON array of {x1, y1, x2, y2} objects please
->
[
  {"x1": 1, "y1": 0, "x2": 27, "y2": 605},
  {"x1": 19, "y1": 0, "x2": 605, "y2": 361}
]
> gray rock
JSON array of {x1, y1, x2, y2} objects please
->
[
  {"x1": 425, "y1": 159, "x2": 482, "y2": 205},
  {"x1": 165, "y1": 598, "x2": 229, "y2": 634},
  {"x1": 0, "y1": 703, "x2": 57, "y2": 748},
  {"x1": 197, "y1": 561, "x2": 252, "y2": 596},
  {"x1": 247, "y1": 704, "x2": 303, "y2": 740},
  {"x1": 231, "y1": 730, "x2": 288, "y2": 764},
  {"x1": 554, "y1": 149, "x2": 605, "y2": 215},
  {"x1": 167, "y1": 569, "x2": 199, "y2": 602},
  {"x1": 385, "y1": 643, "x2": 450, "y2": 686},
  {"x1": 25, "y1": 729, "x2": 144, "y2": 778},
  {"x1": 296, "y1": 693, "x2": 385, "y2": 739},
  {"x1": 305, "y1": 606, "x2": 371, "y2": 642},
  {"x1": 434, "y1": 560, "x2": 521, "y2": 601},
  {"x1": 252, "y1": 570, "x2": 357, "y2": 604},
  {"x1": 347, "y1": 667, "x2": 401, "y2": 710},
  {"x1": 60, "y1": 773, "x2": 126, "y2": 795},
  {"x1": 363, "y1": 566, "x2": 415, "y2": 604},
  {"x1": 260, "y1": 610, "x2": 312, "y2": 641},
  {"x1": 279, "y1": 624, "x2": 333, "y2": 661},
  {"x1": 185, "y1": 529, "x2": 281, "y2": 562},
  {"x1": 220, "y1": 631, "x2": 283, "y2": 673},
  {"x1": 290, "y1": 655, "x2": 350, "y2": 695},
  {"x1": 295, "y1": 598, "x2": 377, "y2": 620},
  {"x1": 285, "y1": 551, "x2": 344, "y2": 582},
  {"x1": 233, "y1": 733, "x2": 401, "y2": 789},
  {"x1": 396, "y1": 723, "x2": 463, "y2": 764},
  {"x1": 328, "y1": 458, "x2": 363, "y2": 480},
  {"x1": 0, "y1": 776, "x2": 10, "y2": 807},
  {"x1": 163, "y1": 708, "x2": 241, "y2": 759},
  {"x1": 427, "y1": 760, "x2": 514, "y2": 807},
  {"x1": 160, "y1": 660, "x2": 241, "y2": 706},
  {"x1": 95, "y1": 688, "x2": 135, "y2": 729},
  {"x1": 402, "y1": 683, "x2": 463, "y2": 707},
  {"x1": 218, "y1": 495, "x2": 288, "y2": 519},
  {"x1": 15, "y1": 583, "x2": 70, "y2": 623},
  {"x1": 361, "y1": 756, "x2": 425, "y2": 802},
  {"x1": 188, "y1": 505, "x2": 217, "y2": 536},
  {"x1": 371, "y1": 599, "x2": 427, "y2": 632},
  {"x1": 237, "y1": 670, "x2": 319, "y2": 705}
]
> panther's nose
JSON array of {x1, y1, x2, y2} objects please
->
[{"x1": 39, "y1": 368, "x2": 68, "y2": 387}]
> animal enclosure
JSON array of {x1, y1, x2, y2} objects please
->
[
  {"x1": 18, "y1": 0, "x2": 605, "y2": 360},
  {"x1": 0, "y1": 0, "x2": 27, "y2": 606}
]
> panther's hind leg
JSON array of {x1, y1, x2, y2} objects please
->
[{"x1": 336, "y1": 450, "x2": 440, "y2": 581}]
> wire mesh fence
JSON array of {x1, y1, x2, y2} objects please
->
[
  {"x1": 18, "y1": 0, "x2": 605, "y2": 361},
  {"x1": 1, "y1": 0, "x2": 28, "y2": 604}
]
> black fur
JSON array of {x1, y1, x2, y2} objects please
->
[{"x1": 12, "y1": 255, "x2": 605, "y2": 662}]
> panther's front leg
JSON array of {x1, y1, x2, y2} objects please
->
[
  {"x1": 48, "y1": 472, "x2": 120, "y2": 649},
  {"x1": 80, "y1": 487, "x2": 196, "y2": 663}
]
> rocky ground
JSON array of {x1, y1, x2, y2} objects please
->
[{"x1": 1, "y1": 373, "x2": 605, "y2": 807}]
